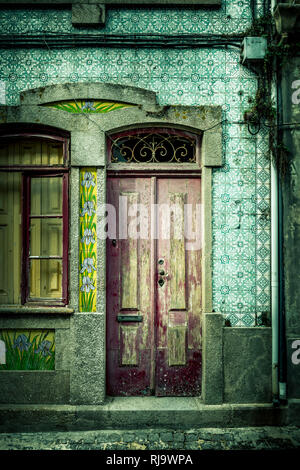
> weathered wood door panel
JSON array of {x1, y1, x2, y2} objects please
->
[
  {"x1": 155, "y1": 178, "x2": 202, "y2": 396},
  {"x1": 106, "y1": 176, "x2": 202, "y2": 396},
  {"x1": 106, "y1": 177, "x2": 154, "y2": 396}
]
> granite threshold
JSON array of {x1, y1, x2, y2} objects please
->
[{"x1": 0, "y1": 398, "x2": 288, "y2": 433}]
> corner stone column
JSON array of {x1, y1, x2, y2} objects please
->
[
  {"x1": 70, "y1": 313, "x2": 105, "y2": 404},
  {"x1": 202, "y1": 312, "x2": 224, "y2": 404},
  {"x1": 68, "y1": 136, "x2": 107, "y2": 404}
]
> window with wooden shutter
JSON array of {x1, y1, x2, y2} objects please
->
[{"x1": 0, "y1": 135, "x2": 69, "y2": 306}]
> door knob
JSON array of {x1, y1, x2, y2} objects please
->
[
  {"x1": 158, "y1": 268, "x2": 169, "y2": 287},
  {"x1": 159, "y1": 270, "x2": 169, "y2": 277}
]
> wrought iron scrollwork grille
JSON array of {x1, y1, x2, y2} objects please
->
[{"x1": 110, "y1": 131, "x2": 196, "y2": 163}]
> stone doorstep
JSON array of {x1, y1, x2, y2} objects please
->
[{"x1": 0, "y1": 398, "x2": 288, "y2": 433}]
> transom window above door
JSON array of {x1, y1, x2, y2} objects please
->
[
  {"x1": 0, "y1": 134, "x2": 69, "y2": 306},
  {"x1": 108, "y1": 128, "x2": 201, "y2": 167}
]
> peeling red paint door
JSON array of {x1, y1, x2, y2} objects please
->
[
  {"x1": 106, "y1": 176, "x2": 202, "y2": 396},
  {"x1": 155, "y1": 178, "x2": 202, "y2": 396},
  {"x1": 106, "y1": 177, "x2": 154, "y2": 396}
]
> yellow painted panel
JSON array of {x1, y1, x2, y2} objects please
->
[
  {"x1": 30, "y1": 219, "x2": 62, "y2": 257},
  {"x1": 0, "y1": 144, "x2": 8, "y2": 166},
  {"x1": 79, "y1": 168, "x2": 97, "y2": 312},
  {"x1": 168, "y1": 326, "x2": 187, "y2": 366},
  {"x1": 121, "y1": 192, "x2": 138, "y2": 310},
  {"x1": 0, "y1": 140, "x2": 63, "y2": 167},
  {"x1": 170, "y1": 193, "x2": 186, "y2": 310},
  {"x1": 0, "y1": 172, "x2": 21, "y2": 304},
  {"x1": 20, "y1": 141, "x2": 41, "y2": 165},
  {"x1": 30, "y1": 259, "x2": 62, "y2": 299},
  {"x1": 120, "y1": 325, "x2": 138, "y2": 366},
  {"x1": 31, "y1": 177, "x2": 62, "y2": 216},
  {"x1": 41, "y1": 142, "x2": 63, "y2": 165}
]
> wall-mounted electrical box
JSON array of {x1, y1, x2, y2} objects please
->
[{"x1": 241, "y1": 37, "x2": 268, "y2": 64}]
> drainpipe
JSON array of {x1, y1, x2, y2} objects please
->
[
  {"x1": 278, "y1": 172, "x2": 287, "y2": 402},
  {"x1": 271, "y1": 17, "x2": 279, "y2": 402},
  {"x1": 277, "y1": 54, "x2": 287, "y2": 402},
  {"x1": 271, "y1": 30, "x2": 287, "y2": 405},
  {"x1": 271, "y1": 157, "x2": 280, "y2": 406}
]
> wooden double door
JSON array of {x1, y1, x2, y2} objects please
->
[{"x1": 106, "y1": 175, "x2": 202, "y2": 396}]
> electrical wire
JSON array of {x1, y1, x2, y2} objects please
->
[{"x1": 4, "y1": 36, "x2": 300, "y2": 145}]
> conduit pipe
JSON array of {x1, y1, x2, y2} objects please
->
[
  {"x1": 277, "y1": 53, "x2": 287, "y2": 402},
  {"x1": 271, "y1": 158, "x2": 280, "y2": 405}
]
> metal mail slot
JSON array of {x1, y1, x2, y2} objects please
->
[{"x1": 117, "y1": 315, "x2": 143, "y2": 322}]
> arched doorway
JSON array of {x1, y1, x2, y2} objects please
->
[{"x1": 106, "y1": 128, "x2": 202, "y2": 396}]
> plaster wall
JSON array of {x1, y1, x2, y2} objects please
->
[
  {"x1": 281, "y1": 56, "x2": 300, "y2": 401},
  {"x1": 0, "y1": 2, "x2": 273, "y2": 410}
]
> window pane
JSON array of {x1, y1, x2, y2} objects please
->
[
  {"x1": 0, "y1": 140, "x2": 64, "y2": 166},
  {"x1": 41, "y1": 142, "x2": 64, "y2": 165},
  {"x1": 30, "y1": 219, "x2": 63, "y2": 257},
  {"x1": 19, "y1": 141, "x2": 43, "y2": 165},
  {"x1": 0, "y1": 172, "x2": 21, "y2": 304},
  {"x1": 29, "y1": 259, "x2": 62, "y2": 299},
  {"x1": 31, "y1": 177, "x2": 62, "y2": 216},
  {"x1": 0, "y1": 143, "x2": 9, "y2": 165}
]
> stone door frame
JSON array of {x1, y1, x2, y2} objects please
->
[{"x1": 0, "y1": 81, "x2": 224, "y2": 404}]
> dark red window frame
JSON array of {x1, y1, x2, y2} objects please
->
[
  {"x1": 22, "y1": 171, "x2": 69, "y2": 306},
  {"x1": 0, "y1": 127, "x2": 70, "y2": 307}
]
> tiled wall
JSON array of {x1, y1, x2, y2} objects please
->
[
  {"x1": 0, "y1": 4, "x2": 271, "y2": 326},
  {"x1": 0, "y1": 3, "x2": 264, "y2": 35}
]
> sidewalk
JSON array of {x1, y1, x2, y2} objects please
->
[{"x1": 1, "y1": 426, "x2": 300, "y2": 450}]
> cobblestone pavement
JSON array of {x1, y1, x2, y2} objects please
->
[{"x1": 0, "y1": 426, "x2": 300, "y2": 450}]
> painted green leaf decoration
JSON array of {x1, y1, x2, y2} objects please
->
[{"x1": 43, "y1": 100, "x2": 135, "y2": 114}]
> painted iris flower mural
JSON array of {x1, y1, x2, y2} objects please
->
[
  {"x1": 0, "y1": 330, "x2": 55, "y2": 370},
  {"x1": 79, "y1": 168, "x2": 97, "y2": 312}
]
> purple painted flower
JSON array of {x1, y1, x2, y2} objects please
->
[
  {"x1": 82, "y1": 101, "x2": 96, "y2": 111},
  {"x1": 81, "y1": 172, "x2": 95, "y2": 189},
  {"x1": 35, "y1": 340, "x2": 52, "y2": 357},
  {"x1": 13, "y1": 334, "x2": 31, "y2": 352},
  {"x1": 81, "y1": 200, "x2": 95, "y2": 217},
  {"x1": 81, "y1": 276, "x2": 95, "y2": 293},
  {"x1": 81, "y1": 228, "x2": 96, "y2": 246},
  {"x1": 80, "y1": 257, "x2": 96, "y2": 274}
]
